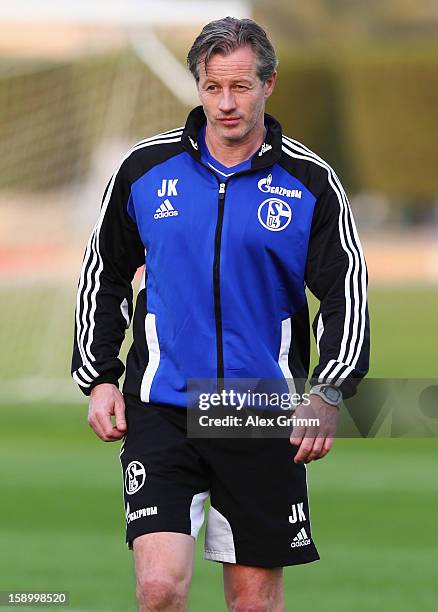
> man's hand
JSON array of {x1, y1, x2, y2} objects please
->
[
  {"x1": 88, "y1": 383, "x2": 127, "y2": 442},
  {"x1": 290, "y1": 395, "x2": 339, "y2": 464}
]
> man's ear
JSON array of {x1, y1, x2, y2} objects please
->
[{"x1": 264, "y1": 71, "x2": 277, "y2": 99}]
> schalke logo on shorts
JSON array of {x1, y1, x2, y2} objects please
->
[
  {"x1": 257, "y1": 198, "x2": 292, "y2": 232},
  {"x1": 125, "y1": 460, "x2": 146, "y2": 495}
]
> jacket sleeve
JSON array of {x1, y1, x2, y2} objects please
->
[
  {"x1": 305, "y1": 172, "x2": 370, "y2": 399},
  {"x1": 71, "y1": 161, "x2": 145, "y2": 395}
]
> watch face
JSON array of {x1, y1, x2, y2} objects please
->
[{"x1": 323, "y1": 386, "x2": 341, "y2": 403}]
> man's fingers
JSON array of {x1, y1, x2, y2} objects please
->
[
  {"x1": 289, "y1": 425, "x2": 305, "y2": 447},
  {"x1": 293, "y1": 435, "x2": 314, "y2": 464},
  {"x1": 107, "y1": 427, "x2": 126, "y2": 441},
  {"x1": 94, "y1": 411, "x2": 124, "y2": 442},
  {"x1": 293, "y1": 434, "x2": 335, "y2": 464},
  {"x1": 95, "y1": 410, "x2": 113, "y2": 438},
  {"x1": 305, "y1": 435, "x2": 325, "y2": 463},
  {"x1": 114, "y1": 399, "x2": 127, "y2": 432},
  {"x1": 88, "y1": 414, "x2": 106, "y2": 440},
  {"x1": 314, "y1": 436, "x2": 334, "y2": 460},
  {"x1": 290, "y1": 397, "x2": 339, "y2": 463},
  {"x1": 87, "y1": 384, "x2": 127, "y2": 442}
]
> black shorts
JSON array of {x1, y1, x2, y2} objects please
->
[{"x1": 119, "y1": 394, "x2": 320, "y2": 568}]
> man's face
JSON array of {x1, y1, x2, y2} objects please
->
[{"x1": 197, "y1": 45, "x2": 276, "y2": 143}]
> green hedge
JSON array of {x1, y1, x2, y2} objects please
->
[
  {"x1": 267, "y1": 45, "x2": 438, "y2": 198},
  {"x1": 267, "y1": 50, "x2": 352, "y2": 187},
  {"x1": 340, "y1": 46, "x2": 438, "y2": 198}
]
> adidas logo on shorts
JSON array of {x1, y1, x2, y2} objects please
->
[
  {"x1": 154, "y1": 199, "x2": 179, "y2": 219},
  {"x1": 290, "y1": 527, "x2": 311, "y2": 548}
]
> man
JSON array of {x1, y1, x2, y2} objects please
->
[{"x1": 72, "y1": 17, "x2": 369, "y2": 612}]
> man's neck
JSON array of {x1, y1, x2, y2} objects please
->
[{"x1": 205, "y1": 122, "x2": 266, "y2": 168}]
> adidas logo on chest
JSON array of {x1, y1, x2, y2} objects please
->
[{"x1": 154, "y1": 199, "x2": 179, "y2": 219}]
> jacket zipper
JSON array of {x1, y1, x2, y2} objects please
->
[
  {"x1": 210, "y1": 170, "x2": 263, "y2": 383},
  {"x1": 203, "y1": 165, "x2": 268, "y2": 385},
  {"x1": 213, "y1": 182, "x2": 226, "y2": 381}
]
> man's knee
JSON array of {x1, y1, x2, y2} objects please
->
[
  {"x1": 224, "y1": 565, "x2": 284, "y2": 612},
  {"x1": 136, "y1": 574, "x2": 189, "y2": 611},
  {"x1": 227, "y1": 581, "x2": 284, "y2": 612},
  {"x1": 133, "y1": 532, "x2": 194, "y2": 610},
  {"x1": 228, "y1": 596, "x2": 276, "y2": 612}
]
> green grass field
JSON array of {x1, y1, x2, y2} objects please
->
[{"x1": 1, "y1": 285, "x2": 437, "y2": 611}]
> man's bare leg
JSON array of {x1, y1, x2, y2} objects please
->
[
  {"x1": 223, "y1": 564, "x2": 284, "y2": 612},
  {"x1": 133, "y1": 532, "x2": 195, "y2": 612}
]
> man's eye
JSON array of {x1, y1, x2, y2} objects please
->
[
  {"x1": 235, "y1": 85, "x2": 249, "y2": 90},
  {"x1": 206, "y1": 85, "x2": 217, "y2": 91}
]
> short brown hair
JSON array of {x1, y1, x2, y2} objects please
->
[{"x1": 187, "y1": 16, "x2": 278, "y2": 83}]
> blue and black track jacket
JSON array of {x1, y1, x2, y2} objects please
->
[{"x1": 72, "y1": 106, "x2": 370, "y2": 405}]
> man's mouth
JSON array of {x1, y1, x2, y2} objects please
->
[{"x1": 218, "y1": 117, "x2": 241, "y2": 126}]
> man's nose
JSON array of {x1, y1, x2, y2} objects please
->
[{"x1": 218, "y1": 88, "x2": 237, "y2": 113}]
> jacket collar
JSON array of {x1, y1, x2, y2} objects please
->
[{"x1": 181, "y1": 105, "x2": 283, "y2": 170}]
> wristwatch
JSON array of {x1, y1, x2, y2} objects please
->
[{"x1": 309, "y1": 384, "x2": 343, "y2": 408}]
